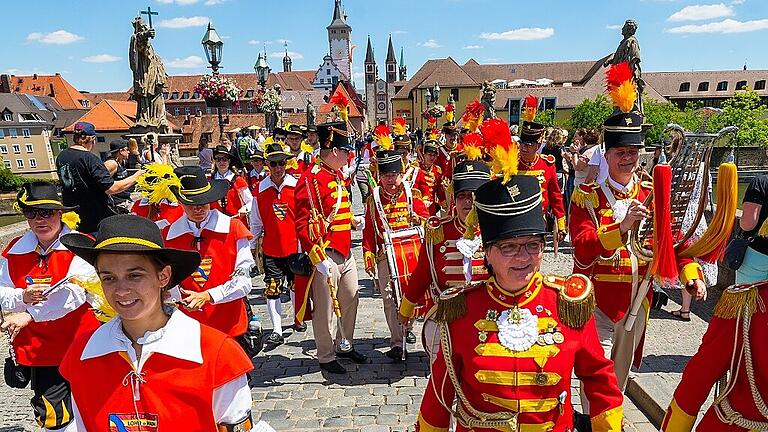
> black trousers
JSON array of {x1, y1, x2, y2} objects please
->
[
  {"x1": 31, "y1": 366, "x2": 73, "y2": 430},
  {"x1": 263, "y1": 255, "x2": 294, "y2": 299}
]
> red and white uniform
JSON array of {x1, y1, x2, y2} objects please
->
[
  {"x1": 435, "y1": 145, "x2": 457, "y2": 179},
  {"x1": 0, "y1": 227, "x2": 99, "y2": 366},
  {"x1": 60, "y1": 309, "x2": 253, "y2": 431},
  {"x1": 414, "y1": 164, "x2": 445, "y2": 215},
  {"x1": 287, "y1": 151, "x2": 315, "y2": 179},
  {"x1": 130, "y1": 198, "x2": 184, "y2": 229},
  {"x1": 519, "y1": 154, "x2": 566, "y2": 232},
  {"x1": 212, "y1": 170, "x2": 253, "y2": 218},
  {"x1": 247, "y1": 167, "x2": 269, "y2": 192},
  {"x1": 162, "y1": 210, "x2": 255, "y2": 337},
  {"x1": 250, "y1": 175, "x2": 299, "y2": 257},
  {"x1": 362, "y1": 187, "x2": 429, "y2": 258}
]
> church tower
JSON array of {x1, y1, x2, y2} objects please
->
[
  {"x1": 385, "y1": 35, "x2": 397, "y2": 83},
  {"x1": 398, "y1": 47, "x2": 407, "y2": 81},
  {"x1": 364, "y1": 35, "x2": 378, "y2": 127},
  {"x1": 327, "y1": 0, "x2": 352, "y2": 81},
  {"x1": 282, "y1": 43, "x2": 292, "y2": 72}
]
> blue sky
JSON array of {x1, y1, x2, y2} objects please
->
[{"x1": 2, "y1": 0, "x2": 767, "y2": 93}]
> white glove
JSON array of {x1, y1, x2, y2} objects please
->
[
  {"x1": 315, "y1": 258, "x2": 334, "y2": 277},
  {"x1": 354, "y1": 216, "x2": 365, "y2": 231}
]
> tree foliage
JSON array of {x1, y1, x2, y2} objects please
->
[
  {"x1": 708, "y1": 88, "x2": 768, "y2": 147},
  {"x1": 568, "y1": 94, "x2": 613, "y2": 131},
  {"x1": 534, "y1": 109, "x2": 556, "y2": 127},
  {"x1": 643, "y1": 99, "x2": 704, "y2": 145}
]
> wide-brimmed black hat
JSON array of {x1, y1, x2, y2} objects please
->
[
  {"x1": 109, "y1": 140, "x2": 129, "y2": 154},
  {"x1": 172, "y1": 166, "x2": 229, "y2": 205},
  {"x1": 264, "y1": 142, "x2": 293, "y2": 162},
  {"x1": 453, "y1": 160, "x2": 491, "y2": 194},
  {"x1": 603, "y1": 111, "x2": 643, "y2": 150},
  {"x1": 376, "y1": 149, "x2": 403, "y2": 174},
  {"x1": 61, "y1": 214, "x2": 200, "y2": 288},
  {"x1": 212, "y1": 145, "x2": 234, "y2": 159},
  {"x1": 306, "y1": 125, "x2": 317, "y2": 133},
  {"x1": 272, "y1": 126, "x2": 287, "y2": 137},
  {"x1": 285, "y1": 124, "x2": 306, "y2": 137},
  {"x1": 474, "y1": 175, "x2": 545, "y2": 244},
  {"x1": 16, "y1": 182, "x2": 77, "y2": 211},
  {"x1": 519, "y1": 121, "x2": 546, "y2": 145},
  {"x1": 317, "y1": 121, "x2": 354, "y2": 151},
  {"x1": 423, "y1": 139, "x2": 440, "y2": 153}
]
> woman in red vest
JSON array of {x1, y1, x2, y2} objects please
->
[
  {"x1": 0, "y1": 182, "x2": 99, "y2": 431},
  {"x1": 163, "y1": 166, "x2": 255, "y2": 342},
  {"x1": 250, "y1": 142, "x2": 299, "y2": 346},
  {"x1": 60, "y1": 214, "x2": 253, "y2": 431},
  {"x1": 211, "y1": 144, "x2": 253, "y2": 223}
]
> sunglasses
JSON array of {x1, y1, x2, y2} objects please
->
[
  {"x1": 22, "y1": 209, "x2": 55, "y2": 220},
  {"x1": 214, "y1": 157, "x2": 230, "y2": 162},
  {"x1": 269, "y1": 160, "x2": 286, "y2": 167}
]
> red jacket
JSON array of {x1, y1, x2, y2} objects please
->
[
  {"x1": 130, "y1": 199, "x2": 184, "y2": 228},
  {"x1": 362, "y1": 186, "x2": 429, "y2": 257},
  {"x1": 253, "y1": 175, "x2": 298, "y2": 258},
  {"x1": 414, "y1": 163, "x2": 445, "y2": 214},
  {"x1": 519, "y1": 154, "x2": 566, "y2": 231}
]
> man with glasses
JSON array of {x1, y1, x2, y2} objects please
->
[
  {"x1": 570, "y1": 110, "x2": 707, "y2": 415},
  {"x1": 294, "y1": 121, "x2": 367, "y2": 374},
  {"x1": 251, "y1": 142, "x2": 300, "y2": 346},
  {"x1": 416, "y1": 167, "x2": 624, "y2": 431},
  {"x1": 56, "y1": 122, "x2": 142, "y2": 233},
  {"x1": 517, "y1": 119, "x2": 566, "y2": 241}
]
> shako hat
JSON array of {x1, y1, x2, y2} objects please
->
[
  {"x1": 519, "y1": 121, "x2": 546, "y2": 145},
  {"x1": 603, "y1": 111, "x2": 643, "y2": 150},
  {"x1": 453, "y1": 160, "x2": 491, "y2": 194},
  {"x1": 61, "y1": 214, "x2": 201, "y2": 288},
  {"x1": 317, "y1": 121, "x2": 354, "y2": 151},
  {"x1": 603, "y1": 61, "x2": 644, "y2": 150},
  {"x1": 473, "y1": 175, "x2": 546, "y2": 244},
  {"x1": 16, "y1": 181, "x2": 77, "y2": 211},
  {"x1": 376, "y1": 149, "x2": 403, "y2": 174},
  {"x1": 423, "y1": 139, "x2": 440, "y2": 153},
  {"x1": 171, "y1": 166, "x2": 229, "y2": 205}
]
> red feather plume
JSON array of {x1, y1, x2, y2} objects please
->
[
  {"x1": 480, "y1": 118, "x2": 513, "y2": 151},
  {"x1": 462, "y1": 99, "x2": 485, "y2": 121},
  {"x1": 329, "y1": 91, "x2": 349, "y2": 108},
  {"x1": 524, "y1": 94, "x2": 538, "y2": 110},
  {"x1": 605, "y1": 62, "x2": 633, "y2": 90},
  {"x1": 462, "y1": 132, "x2": 483, "y2": 148},
  {"x1": 374, "y1": 124, "x2": 390, "y2": 137}
]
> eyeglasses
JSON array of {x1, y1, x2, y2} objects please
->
[
  {"x1": 214, "y1": 157, "x2": 230, "y2": 162},
  {"x1": 491, "y1": 239, "x2": 544, "y2": 257},
  {"x1": 22, "y1": 209, "x2": 55, "y2": 220},
  {"x1": 269, "y1": 160, "x2": 286, "y2": 167}
]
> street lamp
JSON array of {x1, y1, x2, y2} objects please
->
[
  {"x1": 432, "y1": 82, "x2": 441, "y2": 103},
  {"x1": 201, "y1": 22, "x2": 226, "y2": 139},
  {"x1": 424, "y1": 88, "x2": 432, "y2": 108},
  {"x1": 254, "y1": 50, "x2": 271, "y2": 90}
]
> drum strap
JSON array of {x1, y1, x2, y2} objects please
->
[{"x1": 372, "y1": 183, "x2": 414, "y2": 237}]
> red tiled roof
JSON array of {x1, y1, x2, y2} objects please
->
[
  {"x1": 644, "y1": 70, "x2": 768, "y2": 99},
  {"x1": 7, "y1": 73, "x2": 87, "y2": 110},
  {"x1": 319, "y1": 83, "x2": 363, "y2": 118},
  {"x1": 82, "y1": 91, "x2": 132, "y2": 105},
  {"x1": 63, "y1": 100, "x2": 178, "y2": 132},
  {"x1": 170, "y1": 112, "x2": 307, "y2": 149}
]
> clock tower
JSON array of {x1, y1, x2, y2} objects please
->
[{"x1": 327, "y1": 0, "x2": 352, "y2": 81}]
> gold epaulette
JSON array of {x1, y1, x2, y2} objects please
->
[
  {"x1": 540, "y1": 154, "x2": 556, "y2": 164},
  {"x1": 435, "y1": 165, "x2": 443, "y2": 175},
  {"x1": 434, "y1": 282, "x2": 482, "y2": 324},
  {"x1": 713, "y1": 283, "x2": 764, "y2": 319},
  {"x1": 543, "y1": 274, "x2": 595, "y2": 329},
  {"x1": 426, "y1": 217, "x2": 445, "y2": 244},
  {"x1": 571, "y1": 183, "x2": 599, "y2": 209}
]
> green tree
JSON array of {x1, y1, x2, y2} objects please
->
[
  {"x1": 534, "y1": 109, "x2": 556, "y2": 127},
  {"x1": 642, "y1": 99, "x2": 706, "y2": 144},
  {"x1": 708, "y1": 88, "x2": 768, "y2": 147},
  {"x1": 568, "y1": 94, "x2": 613, "y2": 131}
]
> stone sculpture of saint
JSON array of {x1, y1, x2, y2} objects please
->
[
  {"x1": 605, "y1": 19, "x2": 645, "y2": 113},
  {"x1": 481, "y1": 80, "x2": 496, "y2": 119},
  {"x1": 306, "y1": 98, "x2": 316, "y2": 126},
  {"x1": 130, "y1": 17, "x2": 169, "y2": 133}
]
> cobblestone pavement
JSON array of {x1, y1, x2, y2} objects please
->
[{"x1": 0, "y1": 192, "x2": 658, "y2": 431}]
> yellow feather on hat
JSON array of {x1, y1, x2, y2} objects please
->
[{"x1": 136, "y1": 164, "x2": 181, "y2": 204}]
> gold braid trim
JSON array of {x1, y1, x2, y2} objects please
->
[
  {"x1": 714, "y1": 286, "x2": 758, "y2": 320},
  {"x1": 434, "y1": 292, "x2": 467, "y2": 324},
  {"x1": 571, "y1": 185, "x2": 599, "y2": 209},
  {"x1": 463, "y1": 207, "x2": 479, "y2": 240},
  {"x1": 426, "y1": 223, "x2": 444, "y2": 245}
]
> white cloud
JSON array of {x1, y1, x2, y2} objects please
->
[
  {"x1": 82, "y1": 54, "x2": 122, "y2": 63},
  {"x1": 156, "y1": 16, "x2": 210, "y2": 29},
  {"x1": 668, "y1": 3, "x2": 733, "y2": 21},
  {"x1": 419, "y1": 39, "x2": 443, "y2": 48},
  {"x1": 479, "y1": 27, "x2": 555, "y2": 41},
  {"x1": 667, "y1": 18, "x2": 768, "y2": 33},
  {"x1": 606, "y1": 24, "x2": 622, "y2": 30},
  {"x1": 353, "y1": 71, "x2": 364, "y2": 79},
  {"x1": 276, "y1": 39, "x2": 292, "y2": 44},
  {"x1": 166, "y1": 55, "x2": 206, "y2": 68},
  {"x1": 156, "y1": 0, "x2": 200, "y2": 4},
  {"x1": 248, "y1": 40, "x2": 261, "y2": 45},
  {"x1": 205, "y1": 0, "x2": 227, "y2": 4},
  {"x1": 26, "y1": 30, "x2": 84, "y2": 45},
  {"x1": 269, "y1": 51, "x2": 304, "y2": 60},
  {"x1": 483, "y1": 58, "x2": 501, "y2": 63},
  {"x1": 463, "y1": 45, "x2": 483, "y2": 49},
  {"x1": 391, "y1": 30, "x2": 408, "y2": 35}
]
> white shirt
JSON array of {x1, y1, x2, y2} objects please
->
[
  {"x1": 165, "y1": 210, "x2": 254, "y2": 304},
  {"x1": 0, "y1": 227, "x2": 95, "y2": 322},
  {"x1": 250, "y1": 174, "x2": 298, "y2": 240},
  {"x1": 69, "y1": 309, "x2": 252, "y2": 430},
  {"x1": 588, "y1": 145, "x2": 609, "y2": 184},
  {"x1": 213, "y1": 170, "x2": 253, "y2": 214}
]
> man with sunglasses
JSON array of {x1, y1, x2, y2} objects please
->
[
  {"x1": 250, "y1": 143, "x2": 300, "y2": 346},
  {"x1": 517, "y1": 119, "x2": 567, "y2": 242},
  {"x1": 570, "y1": 110, "x2": 707, "y2": 415},
  {"x1": 416, "y1": 164, "x2": 624, "y2": 431},
  {"x1": 56, "y1": 122, "x2": 143, "y2": 234},
  {"x1": 284, "y1": 123, "x2": 314, "y2": 179},
  {"x1": 0, "y1": 182, "x2": 100, "y2": 432}
]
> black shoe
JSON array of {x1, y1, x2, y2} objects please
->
[
  {"x1": 319, "y1": 360, "x2": 346, "y2": 374},
  {"x1": 265, "y1": 332, "x2": 284, "y2": 345},
  {"x1": 336, "y1": 349, "x2": 368, "y2": 364},
  {"x1": 573, "y1": 411, "x2": 592, "y2": 432},
  {"x1": 292, "y1": 322, "x2": 307, "y2": 332},
  {"x1": 406, "y1": 331, "x2": 417, "y2": 344},
  {"x1": 386, "y1": 346, "x2": 406, "y2": 362}
]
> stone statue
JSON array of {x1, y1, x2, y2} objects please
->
[
  {"x1": 604, "y1": 19, "x2": 645, "y2": 114},
  {"x1": 130, "y1": 17, "x2": 168, "y2": 133},
  {"x1": 306, "y1": 98, "x2": 316, "y2": 126},
  {"x1": 481, "y1": 80, "x2": 496, "y2": 119}
]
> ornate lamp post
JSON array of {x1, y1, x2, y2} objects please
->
[
  {"x1": 432, "y1": 82, "x2": 441, "y2": 104},
  {"x1": 254, "y1": 50, "x2": 271, "y2": 91},
  {"x1": 201, "y1": 22, "x2": 226, "y2": 139}
]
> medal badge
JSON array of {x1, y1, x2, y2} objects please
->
[
  {"x1": 108, "y1": 413, "x2": 159, "y2": 432},
  {"x1": 496, "y1": 307, "x2": 539, "y2": 352},
  {"x1": 272, "y1": 202, "x2": 288, "y2": 221}
]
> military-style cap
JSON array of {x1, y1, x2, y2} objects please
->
[
  {"x1": 452, "y1": 160, "x2": 491, "y2": 194},
  {"x1": 474, "y1": 175, "x2": 546, "y2": 244},
  {"x1": 317, "y1": 121, "x2": 354, "y2": 151},
  {"x1": 603, "y1": 111, "x2": 643, "y2": 150},
  {"x1": 519, "y1": 121, "x2": 546, "y2": 145},
  {"x1": 376, "y1": 149, "x2": 403, "y2": 174}
]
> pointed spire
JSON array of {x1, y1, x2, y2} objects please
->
[
  {"x1": 365, "y1": 35, "x2": 375, "y2": 63},
  {"x1": 386, "y1": 34, "x2": 396, "y2": 63},
  {"x1": 328, "y1": 0, "x2": 351, "y2": 30},
  {"x1": 399, "y1": 47, "x2": 405, "y2": 67}
]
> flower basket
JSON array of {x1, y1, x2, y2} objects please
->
[{"x1": 194, "y1": 74, "x2": 241, "y2": 107}]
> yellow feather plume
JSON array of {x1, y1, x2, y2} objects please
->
[
  {"x1": 285, "y1": 157, "x2": 299, "y2": 171},
  {"x1": 300, "y1": 140, "x2": 314, "y2": 154},
  {"x1": 62, "y1": 212, "x2": 80, "y2": 230},
  {"x1": 464, "y1": 116, "x2": 483, "y2": 134},
  {"x1": 136, "y1": 164, "x2": 181, "y2": 204},
  {"x1": 446, "y1": 111, "x2": 454, "y2": 123},
  {"x1": 609, "y1": 80, "x2": 637, "y2": 113},
  {"x1": 463, "y1": 145, "x2": 482, "y2": 161},
  {"x1": 490, "y1": 145, "x2": 519, "y2": 184},
  {"x1": 73, "y1": 275, "x2": 116, "y2": 323}
]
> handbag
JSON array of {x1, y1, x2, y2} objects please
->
[
  {"x1": 724, "y1": 227, "x2": 753, "y2": 271},
  {"x1": 4, "y1": 356, "x2": 31, "y2": 389},
  {"x1": 287, "y1": 253, "x2": 313, "y2": 277}
]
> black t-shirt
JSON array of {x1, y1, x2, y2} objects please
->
[
  {"x1": 107, "y1": 156, "x2": 132, "y2": 205},
  {"x1": 743, "y1": 174, "x2": 768, "y2": 255},
  {"x1": 56, "y1": 147, "x2": 115, "y2": 233}
]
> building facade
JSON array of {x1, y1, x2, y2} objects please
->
[
  {"x1": 0, "y1": 94, "x2": 58, "y2": 179},
  {"x1": 364, "y1": 35, "x2": 407, "y2": 127}
]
